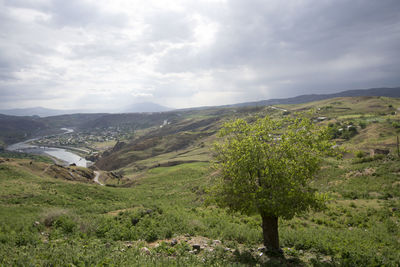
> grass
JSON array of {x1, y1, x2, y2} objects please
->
[
  {"x1": 1, "y1": 96, "x2": 400, "y2": 266},
  {"x1": 0, "y1": 150, "x2": 53, "y2": 163},
  {"x1": 1, "y1": 155, "x2": 400, "y2": 265},
  {"x1": 90, "y1": 140, "x2": 117, "y2": 151},
  {"x1": 0, "y1": 161, "x2": 259, "y2": 265}
]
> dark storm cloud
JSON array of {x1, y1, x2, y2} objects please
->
[{"x1": 210, "y1": 0, "x2": 400, "y2": 65}]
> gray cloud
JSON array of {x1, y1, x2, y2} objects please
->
[
  {"x1": 0, "y1": 0, "x2": 400, "y2": 110},
  {"x1": 145, "y1": 11, "x2": 193, "y2": 42}
]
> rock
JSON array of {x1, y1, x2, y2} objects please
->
[
  {"x1": 131, "y1": 218, "x2": 139, "y2": 225},
  {"x1": 140, "y1": 247, "x2": 150, "y2": 255},
  {"x1": 224, "y1": 247, "x2": 231, "y2": 252},
  {"x1": 192, "y1": 244, "x2": 201, "y2": 251},
  {"x1": 170, "y1": 239, "x2": 178, "y2": 246},
  {"x1": 33, "y1": 221, "x2": 40, "y2": 227},
  {"x1": 370, "y1": 148, "x2": 390, "y2": 157},
  {"x1": 212, "y1": 240, "x2": 221, "y2": 246}
]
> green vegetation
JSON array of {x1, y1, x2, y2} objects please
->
[
  {"x1": 0, "y1": 150, "x2": 53, "y2": 163},
  {"x1": 0, "y1": 96, "x2": 399, "y2": 265},
  {"x1": 211, "y1": 115, "x2": 333, "y2": 252}
]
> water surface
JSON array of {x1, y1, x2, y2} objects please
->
[{"x1": 6, "y1": 128, "x2": 90, "y2": 167}]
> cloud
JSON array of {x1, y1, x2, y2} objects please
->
[{"x1": 0, "y1": 0, "x2": 400, "y2": 110}]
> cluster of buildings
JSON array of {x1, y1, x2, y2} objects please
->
[{"x1": 33, "y1": 127, "x2": 130, "y2": 148}]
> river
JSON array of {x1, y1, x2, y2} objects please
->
[{"x1": 6, "y1": 128, "x2": 91, "y2": 167}]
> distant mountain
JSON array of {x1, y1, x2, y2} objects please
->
[
  {"x1": 122, "y1": 102, "x2": 172, "y2": 113},
  {"x1": 229, "y1": 87, "x2": 400, "y2": 107},
  {"x1": 0, "y1": 107, "x2": 85, "y2": 117}
]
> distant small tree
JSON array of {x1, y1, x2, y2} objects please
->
[{"x1": 211, "y1": 114, "x2": 333, "y2": 252}]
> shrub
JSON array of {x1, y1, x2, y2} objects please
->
[
  {"x1": 355, "y1": 151, "x2": 365, "y2": 158},
  {"x1": 53, "y1": 215, "x2": 77, "y2": 234},
  {"x1": 15, "y1": 231, "x2": 39, "y2": 246},
  {"x1": 392, "y1": 121, "x2": 400, "y2": 128},
  {"x1": 42, "y1": 208, "x2": 69, "y2": 227},
  {"x1": 41, "y1": 209, "x2": 78, "y2": 234}
]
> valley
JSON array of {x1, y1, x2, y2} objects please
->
[{"x1": 0, "y1": 95, "x2": 400, "y2": 266}]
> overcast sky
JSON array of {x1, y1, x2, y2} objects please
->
[{"x1": 1, "y1": 0, "x2": 400, "y2": 111}]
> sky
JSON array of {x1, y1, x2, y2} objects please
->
[{"x1": 0, "y1": 0, "x2": 400, "y2": 111}]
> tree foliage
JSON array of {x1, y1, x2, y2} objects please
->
[{"x1": 211, "y1": 114, "x2": 334, "y2": 220}]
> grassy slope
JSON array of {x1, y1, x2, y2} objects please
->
[{"x1": 0, "y1": 96, "x2": 400, "y2": 266}]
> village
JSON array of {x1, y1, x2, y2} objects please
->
[{"x1": 31, "y1": 126, "x2": 132, "y2": 152}]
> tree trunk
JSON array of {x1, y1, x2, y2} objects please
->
[{"x1": 261, "y1": 213, "x2": 280, "y2": 251}]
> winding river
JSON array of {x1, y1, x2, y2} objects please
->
[{"x1": 6, "y1": 128, "x2": 91, "y2": 167}]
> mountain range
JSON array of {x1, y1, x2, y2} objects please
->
[
  {"x1": 227, "y1": 87, "x2": 400, "y2": 107},
  {"x1": 0, "y1": 107, "x2": 82, "y2": 117},
  {"x1": 1, "y1": 87, "x2": 399, "y2": 117}
]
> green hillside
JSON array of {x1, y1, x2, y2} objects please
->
[
  {"x1": 1, "y1": 96, "x2": 400, "y2": 266},
  {"x1": 0, "y1": 114, "x2": 49, "y2": 145}
]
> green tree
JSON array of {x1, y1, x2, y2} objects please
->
[{"x1": 211, "y1": 114, "x2": 333, "y2": 252}]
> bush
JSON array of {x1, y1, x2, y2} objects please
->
[
  {"x1": 353, "y1": 154, "x2": 384, "y2": 163},
  {"x1": 41, "y1": 209, "x2": 77, "y2": 234},
  {"x1": 42, "y1": 208, "x2": 69, "y2": 227},
  {"x1": 53, "y1": 215, "x2": 77, "y2": 234},
  {"x1": 392, "y1": 121, "x2": 400, "y2": 128},
  {"x1": 15, "y1": 231, "x2": 40, "y2": 246},
  {"x1": 355, "y1": 151, "x2": 366, "y2": 158}
]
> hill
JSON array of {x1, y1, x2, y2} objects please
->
[
  {"x1": 0, "y1": 114, "x2": 49, "y2": 146},
  {"x1": 0, "y1": 102, "x2": 171, "y2": 118},
  {"x1": 3, "y1": 86, "x2": 399, "y2": 118},
  {"x1": 1, "y1": 96, "x2": 400, "y2": 265},
  {"x1": 0, "y1": 107, "x2": 86, "y2": 117},
  {"x1": 96, "y1": 96, "x2": 400, "y2": 173},
  {"x1": 0, "y1": 112, "x2": 180, "y2": 147},
  {"x1": 122, "y1": 102, "x2": 172, "y2": 113},
  {"x1": 227, "y1": 86, "x2": 400, "y2": 107}
]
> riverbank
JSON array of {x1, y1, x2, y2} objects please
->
[{"x1": 6, "y1": 128, "x2": 92, "y2": 167}]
